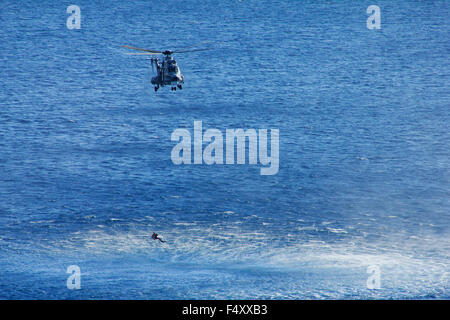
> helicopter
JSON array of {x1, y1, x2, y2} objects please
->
[{"x1": 121, "y1": 44, "x2": 212, "y2": 92}]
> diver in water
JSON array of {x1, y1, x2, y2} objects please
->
[{"x1": 152, "y1": 232, "x2": 166, "y2": 243}]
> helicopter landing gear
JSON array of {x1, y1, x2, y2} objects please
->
[
  {"x1": 177, "y1": 84, "x2": 182, "y2": 90},
  {"x1": 154, "y1": 86, "x2": 159, "y2": 92},
  {"x1": 171, "y1": 86, "x2": 177, "y2": 91}
]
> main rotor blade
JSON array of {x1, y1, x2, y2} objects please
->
[
  {"x1": 121, "y1": 45, "x2": 163, "y2": 53},
  {"x1": 172, "y1": 48, "x2": 213, "y2": 54},
  {"x1": 125, "y1": 52, "x2": 160, "y2": 55}
]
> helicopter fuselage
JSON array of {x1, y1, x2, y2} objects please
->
[{"x1": 151, "y1": 55, "x2": 184, "y2": 90}]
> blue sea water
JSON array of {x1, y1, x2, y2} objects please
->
[{"x1": 0, "y1": 0, "x2": 449, "y2": 299}]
